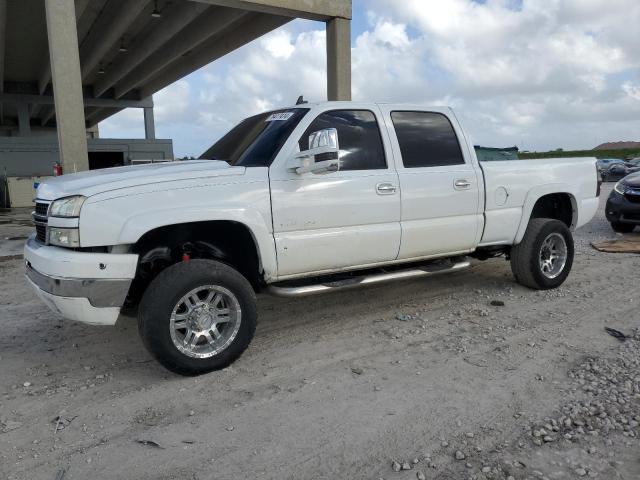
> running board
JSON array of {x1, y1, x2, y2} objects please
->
[{"x1": 266, "y1": 260, "x2": 471, "y2": 298}]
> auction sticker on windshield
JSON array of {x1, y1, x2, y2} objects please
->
[{"x1": 266, "y1": 112, "x2": 294, "y2": 122}]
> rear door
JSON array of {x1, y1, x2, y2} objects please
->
[
  {"x1": 380, "y1": 107, "x2": 483, "y2": 260},
  {"x1": 269, "y1": 106, "x2": 401, "y2": 278}
]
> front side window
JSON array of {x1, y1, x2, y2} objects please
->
[
  {"x1": 391, "y1": 111, "x2": 465, "y2": 168},
  {"x1": 299, "y1": 110, "x2": 387, "y2": 171},
  {"x1": 200, "y1": 108, "x2": 309, "y2": 167}
]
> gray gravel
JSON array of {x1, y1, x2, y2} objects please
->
[{"x1": 1, "y1": 184, "x2": 639, "y2": 480}]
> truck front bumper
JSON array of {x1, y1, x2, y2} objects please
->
[{"x1": 24, "y1": 235, "x2": 138, "y2": 326}]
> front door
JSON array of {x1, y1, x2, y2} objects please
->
[{"x1": 270, "y1": 107, "x2": 401, "y2": 278}]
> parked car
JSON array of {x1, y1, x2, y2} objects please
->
[
  {"x1": 25, "y1": 102, "x2": 600, "y2": 375},
  {"x1": 626, "y1": 158, "x2": 640, "y2": 167},
  {"x1": 605, "y1": 163, "x2": 640, "y2": 182},
  {"x1": 606, "y1": 172, "x2": 640, "y2": 233},
  {"x1": 597, "y1": 158, "x2": 626, "y2": 176}
]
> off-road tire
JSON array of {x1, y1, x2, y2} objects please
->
[
  {"x1": 138, "y1": 259, "x2": 257, "y2": 376},
  {"x1": 510, "y1": 218, "x2": 574, "y2": 290},
  {"x1": 610, "y1": 221, "x2": 635, "y2": 233}
]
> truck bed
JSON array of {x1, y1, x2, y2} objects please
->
[{"x1": 479, "y1": 157, "x2": 600, "y2": 246}]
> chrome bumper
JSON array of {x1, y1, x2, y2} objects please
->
[{"x1": 25, "y1": 261, "x2": 132, "y2": 308}]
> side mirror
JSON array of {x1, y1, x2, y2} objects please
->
[{"x1": 288, "y1": 128, "x2": 340, "y2": 175}]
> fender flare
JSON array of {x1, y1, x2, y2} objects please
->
[
  {"x1": 514, "y1": 184, "x2": 578, "y2": 244},
  {"x1": 117, "y1": 206, "x2": 277, "y2": 281}
]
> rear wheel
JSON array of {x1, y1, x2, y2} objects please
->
[
  {"x1": 510, "y1": 218, "x2": 574, "y2": 290},
  {"x1": 138, "y1": 259, "x2": 257, "y2": 376},
  {"x1": 610, "y1": 221, "x2": 635, "y2": 233}
]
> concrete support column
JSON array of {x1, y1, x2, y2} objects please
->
[
  {"x1": 326, "y1": 17, "x2": 351, "y2": 101},
  {"x1": 17, "y1": 103, "x2": 31, "y2": 136},
  {"x1": 44, "y1": 0, "x2": 89, "y2": 172},
  {"x1": 143, "y1": 103, "x2": 156, "y2": 140}
]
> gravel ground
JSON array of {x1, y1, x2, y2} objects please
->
[{"x1": 1, "y1": 184, "x2": 639, "y2": 480}]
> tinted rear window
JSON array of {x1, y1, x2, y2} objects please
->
[{"x1": 391, "y1": 111, "x2": 465, "y2": 168}]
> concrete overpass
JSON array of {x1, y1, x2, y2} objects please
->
[{"x1": 0, "y1": 0, "x2": 352, "y2": 172}]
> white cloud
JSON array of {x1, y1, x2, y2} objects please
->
[
  {"x1": 262, "y1": 30, "x2": 296, "y2": 59},
  {"x1": 153, "y1": 80, "x2": 191, "y2": 122},
  {"x1": 623, "y1": 82, "x2": 640, "y2": 101},
  {"x1": 102, "y1": 0, "x2": 640, "y2": 155}
]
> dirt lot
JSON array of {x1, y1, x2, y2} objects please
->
[{"x1": 1, "y1": 184, "x2": 639, "y2": 480}]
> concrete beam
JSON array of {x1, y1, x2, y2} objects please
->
[
  {"x1": 40, "y1": 106, "x2": 55, "y2": 126},
  {"x1": 74, "y1": 0, "x2": 92, "y2": 23},
  {"x1": 86, "y1": 107, "x2": 121, "y2": 126},
  {"x1": 93, "y1": 2, "x2": 210, "y2": 97},
  {"x1": 38, "y1": 0, "x2": 92, "y2": 95},
  {"x1": 79, "y1": 0, "x2": 148, "y2": 80},
  {"x1": 140, "y1": 13, "x2": 291, "y2": 98},
  {"x1": 45, "y1": 0, "x2": 89, "y2": 172},
  {"x1": 114, "y1": 8, "x2": 246, "y2": 99},
  {"x1": 144, "y1": 103, "x2": 155, "y2": 140},
  {"x1": 84, "y1": 107, "x2": 104, "y2": 124},
  {"x1": 0, "y1": 0, "x2": 6, "y2": 123},
  {"x1": 189, "y1": 0, "x2": 351, "y2": 20},
  {"x1": 17, "y1": 103, "x2": 31, "y2": 136},
  {"x1": 326, "y1": 17, "x2": 351, "y2": 101},
  {"x1": 30, "y1": 103, "x2": 43, "y2": 119},
  {"x1": 0, "y1": 92, "x2": 153, "y2": 109}
]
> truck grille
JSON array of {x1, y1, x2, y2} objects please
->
[
  {"x1": 33, "y1": 200, "x2": 51, "y2": 244},
  {"x1": 35, "y1": 223, "x2": 47, "y2": 243},
  {"x1": 35, "y1": 201, "x2": 50, "y2": 217}
]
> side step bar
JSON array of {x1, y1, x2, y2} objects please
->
[{"x1": 266, "y1": 260, "x2": 471, "y2": 298}]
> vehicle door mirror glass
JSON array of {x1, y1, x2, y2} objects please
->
[
  {"x1": 289, "y1": 128, "x2": 340, "y2": 175},
  {"x1": 309, "y1": 128, "x2": 339, "y2": 151}
]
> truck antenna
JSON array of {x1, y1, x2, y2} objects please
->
[{"x1": 296, "y1": 95, "x2": 308, "y2": 105}]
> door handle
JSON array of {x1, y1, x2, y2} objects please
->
[
  {"x1": 376, "y1": 183, "x2": 397, "y2": 195},
  {"x1": 454, "y1": 179, "x2": 472, "y2": 190}
]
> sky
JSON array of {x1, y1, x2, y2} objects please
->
[{"x1": 100, "y1": 0, "x2": 640, "y2": 157}]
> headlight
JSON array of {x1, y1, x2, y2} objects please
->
[
  {"x1": 49, "y1": 228, "x2": 80, "y2": 248},
  {"x1": 614, "y1": 182, "x2": 627, "y2": 195},
  {"x1": 50, "y1": 195, "x2": 86, "y2": 218}
]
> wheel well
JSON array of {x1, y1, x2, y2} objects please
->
[
  {"x1": 530, "y1": 193, "x2": 575, "y2": 228},
  {"x1": 126, "y1": 221, "x2": 262, "y2": 308}
]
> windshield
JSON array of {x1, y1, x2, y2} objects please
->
[{"x1": 199, "y1": 108, "x2": 309, "y2": 167}]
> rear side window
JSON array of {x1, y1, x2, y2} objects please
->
[
  {"x1": 391, "y1": 111, "x2": 465, "y2": 168},
  {"x1": 299, "y1": 110, "x2": 387, "y2": 171}
]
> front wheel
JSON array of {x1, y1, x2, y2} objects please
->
[
  {"x1": 138, "y1": 259, "x2": 257, "y2": 376},
  {"x1": 510, "y1": 218, "x2": 574, "y2": 290}
]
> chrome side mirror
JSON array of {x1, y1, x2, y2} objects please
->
[{"x1": 288, "y1": 128, "x2": 340, "y2": 175}]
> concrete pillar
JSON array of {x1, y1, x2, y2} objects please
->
[
  {"x1": 44, "y1": 0, "x2": 89, "y2": 172},
  {"x1": 143, "y1": 104, "x2": 156, "y2": 140},
  {"x1": 17, "y1": 103, "x2": 31, "y2": 136},
  {"x1": 326, "y1": 17, "x2": 351, "y2": 101}
]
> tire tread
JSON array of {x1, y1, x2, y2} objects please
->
[
  {"x1": 510, "y1": 218, "x2": 574, "y2": 290},
  {"x1": 137, "y1": 259, "x2": 257, "y2": 376}
]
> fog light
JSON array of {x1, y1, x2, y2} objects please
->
[{"x1": 49, "y1": 228, "x2": 80, "y2": 248}]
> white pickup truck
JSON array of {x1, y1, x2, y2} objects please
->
[{"x1": 25, "y1": 102, "x2": 600, "y2": 375}]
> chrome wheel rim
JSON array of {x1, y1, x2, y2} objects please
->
[
  {"x1": 169, "y1": 285, "x2": 242, "y2": 359},
  {"x1": 539, "y1": 233, "x2": 568, "y2": 279}
]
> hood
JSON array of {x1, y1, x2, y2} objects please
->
[
  {"x1": 37, "y1": 160, "x2": 245, "y2": 200},
  {"x1": 622, "y1": 172, "x2": 640, "y2": 188}
]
